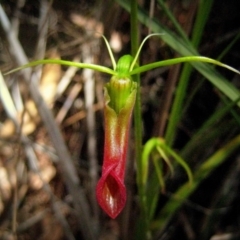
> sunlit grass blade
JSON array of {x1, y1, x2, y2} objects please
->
[{"x1": 0, "y1": 71, "x2": 17, "y2": 119}]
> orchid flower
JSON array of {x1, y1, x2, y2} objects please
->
[
  {"x1": 96, "y1": 55, "x2": 137, "y2": 218},
  {"x1": 6, "y1": 34, "x2": 240, "y2": 219}
]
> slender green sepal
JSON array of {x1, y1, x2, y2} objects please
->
[
  {"x1": 130, "y1": 33, "x2": 164, "y2": 71},
  {"x1": 130, "y1": 56, "x2": 240, "y2": 75},
  {"x1": 5, "y1": 59, "x2": 116, "y2": 76},
  {"x1": 101, "y1": 35, "x2": 117, "y2": 70}
]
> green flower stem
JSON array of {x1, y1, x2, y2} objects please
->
[{"x1": 130, "y1": 0, "x2": 148, "y2": 239}]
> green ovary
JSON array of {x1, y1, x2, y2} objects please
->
[{"x1": 106, "y1": 76, "x2": 133, "y2": 114}]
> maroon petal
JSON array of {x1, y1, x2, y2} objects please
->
[{"x1": 96, "y1": 162, "x2": 126, "y2": 219}]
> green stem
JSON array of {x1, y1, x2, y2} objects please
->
[
  {"x1": 130, "y1": 0, "x2": 148, "y2": 239},
  {"x1": 130, "y1": 0, "x2": 141, "y2": 176}
]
